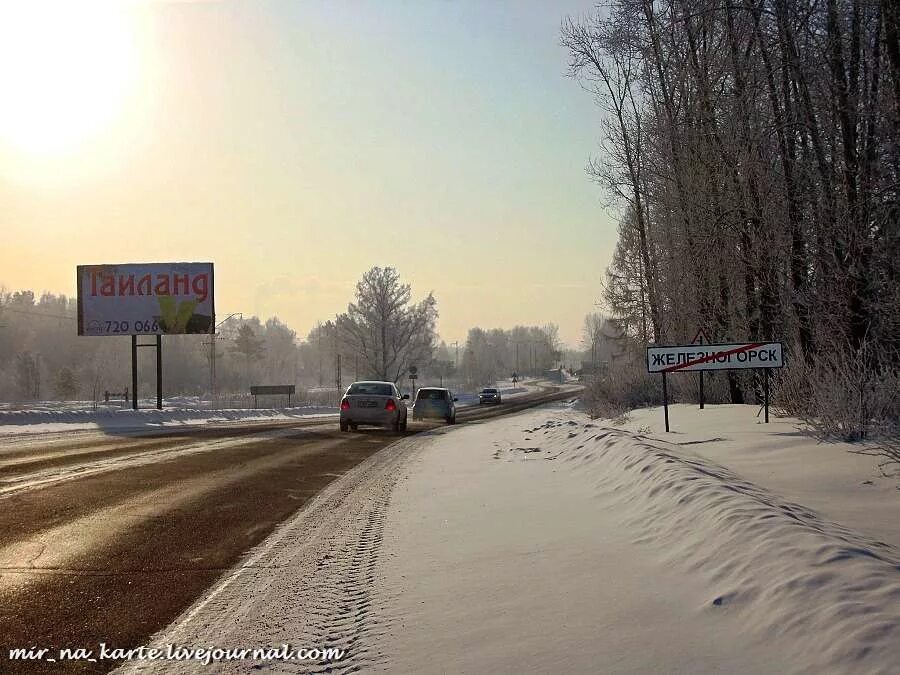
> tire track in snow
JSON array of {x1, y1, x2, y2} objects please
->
[
  {"x1": 118, "y1": 434, "x2": 429, "y2": 674},
  {"x1": 0, "y1": 427, "x2": 319, "y2": 499}
]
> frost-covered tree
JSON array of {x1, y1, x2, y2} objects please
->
[
  {"x1": 15, "y1": 352, "x2": 40, "y2": 400},
  {"x1": 230, "y1": 324, "x2": 266, "y2": 387},
  {"x1": 336, "y1": 267, "x2": 437, "y2": 383},
  {"x1": 54, "y1": 367, "x2": 78, "y2": 399}
]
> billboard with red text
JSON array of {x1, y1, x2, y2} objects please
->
[{"x1": 77, "y1": 263, "x2": 215, "y2": 336}]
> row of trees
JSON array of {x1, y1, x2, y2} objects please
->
[
  {"x1": 0, "y1": 290, "x2": 315, "y2": 404},
  {"x1": 563, "y1": 0, "x2": 899, "y2": 437},
  {"x1": 0, "y1": 267, "x2": 582, "y2": 406},
  {"x1": 459, "y1": 324, "x2": 563, "y2": 387}
]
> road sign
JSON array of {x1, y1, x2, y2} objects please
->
[
  {"x1": 647, "y1": 342, "x2": 784, "y2": 373},
  {"x1": 647, "y1": 341, "x2": 785, "y2": 432},
  {"x1": 250, "y1": 384, "x2": 295, "y2": 409},
  {"x1": 409, "y1": 365, "x2": 418, "y2": 375}
]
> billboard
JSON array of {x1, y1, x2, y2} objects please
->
[{"x1": 77, "y1": 263, "x2": 215, "y2": 336}]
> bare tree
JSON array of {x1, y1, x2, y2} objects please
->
[
  {"x1": 336, "y1": 267, "x2": 437, "y2": 383},
  {"x1": 564, "y1": 0, "x2": 899, "y2": 436}
]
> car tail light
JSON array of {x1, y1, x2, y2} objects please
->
[
  {"x1": 385, "y1": 399, "x2": 396, "y2": 412},
  {"x1": 340, "y1": 398, "x2": 350, "y2": 411}
]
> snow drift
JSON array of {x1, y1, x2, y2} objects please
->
[{"x1": 527, "y1": 412, "x2": 900, "y2": 673}]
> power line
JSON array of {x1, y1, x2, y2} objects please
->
[{"x1": 0, "y1": 307, "x2": 77, "y2": 321}]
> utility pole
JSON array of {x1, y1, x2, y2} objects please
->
[
  {"x1": 333, "y1": 319, "x2": 338, "y2": 391},
  {"x1": 317, "y1": 321, "x2": 323, "y2": 387},
  {"x1": 205, "y1": 313, "x2": 242, "y2": 410},
  {"x1": 334, "y1": 318, "x2": 341, "y2": 393}
]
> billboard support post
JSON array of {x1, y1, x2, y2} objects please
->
[
  {"x1": 131, "y1": 335, "x2": 138, "y2": 410},
  {"x1": 156, "y1": 334, "x2": 163, "y2": 410},
  {"x1": 764, "y1": 368, "x2": 769, "y2": 423}
]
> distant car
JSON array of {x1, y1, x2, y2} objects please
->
[
  {"x1": 478, "y1": 387, "x2": 502, "y2": 405},
  {"x1": 340, "y1": 381, "x2": 409, "y2": 432},
  {"x1": 412, "y1": 387, "x2": 457, "y2": 425}
]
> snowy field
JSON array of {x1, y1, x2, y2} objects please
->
[{"x1": 122, "y1": 401, "x2": 900, "y2": 674}]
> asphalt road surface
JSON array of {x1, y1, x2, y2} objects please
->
[{"x1": 0, "y1": 385, "x2": 576, "y2": 673}]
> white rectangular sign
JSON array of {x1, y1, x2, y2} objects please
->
[
  {"x1": 647, "y1": 342, "x2": 784, "y2": 373},
  {"x1": 77, "y1": 262, "x2": 215, "y2": 336}
]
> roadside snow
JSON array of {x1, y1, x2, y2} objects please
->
[
  {"x1": 0, "y1": 379, "x2": 547, "y2": 436},
  {"x1": 123, "y1": 401, "x2": 899, "y2": 673},
  {"x1": 616, "y1": 403, "x2": 900, "y2": 550},
  {"x1": 0, "y1": 406, "x2": 337, "y2": 437}
]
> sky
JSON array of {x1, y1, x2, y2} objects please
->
[{"x1": 0, "y1": 0, "x2": 618, "y2": 347}]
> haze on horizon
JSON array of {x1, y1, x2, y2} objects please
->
[{"x1": 0, "y1": 0, "x2": 615, "y2": 346}]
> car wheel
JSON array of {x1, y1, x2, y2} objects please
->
[
  {"x1": 350, "y1": 423, "x2": 358, "y2": 431},
  {"x1": 340, "y1": 420, "x2": 349, "y2": 432},
  {"x1": 391, "y1": 417, "x2": 400, "y2": 432},
  {"x1": 399, "y1": 415, "x2": 407, "y2": 432}
]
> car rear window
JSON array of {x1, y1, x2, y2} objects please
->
[
  {"x1": 417, "y1": 389, "x2": 446, "y2": 401},
  {"x1": 347, "y1": 383, "x2": 394, "y2": 396}
]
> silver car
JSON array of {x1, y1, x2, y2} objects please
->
[
  {"x1": 412, "y1": 387, "x2": 457, "y2": 424},
  {"x1": 340, "y1": 381, "x2": 409, "y2": 432}
]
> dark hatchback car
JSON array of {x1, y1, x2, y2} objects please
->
[
  {"x1": 412, "y1": 387, "x2": 457, "y2": 424},
  {"x1": 478, "y1": 387, "x2": 502, "y2": 405}
]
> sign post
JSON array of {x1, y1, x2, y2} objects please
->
[
  {"x1": 647, "y1": 341, "x2": 784, "y2": 431},
  {"x1": 690, "y1": 329, "x2": 708, "y2": 410},
  {"x1": 662, "y1": 371, "x2": 669, "y2": 432}
]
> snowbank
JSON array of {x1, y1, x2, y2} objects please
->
[
  {"x1": 0, "y1": 406, "x2": 337, "y2": 436},
  {"x1": 512, "y1": 405, "x2": 900, "y2": 673}
]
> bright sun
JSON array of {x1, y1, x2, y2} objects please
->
[{"x1": 0, "y1": 2, "x2": 140, "y2": 157}]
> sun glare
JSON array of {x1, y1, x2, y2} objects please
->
[{"x1": 0, "y1": 2, "x2": 140, "y2": 158}]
